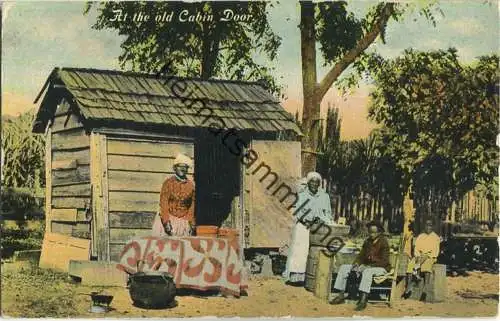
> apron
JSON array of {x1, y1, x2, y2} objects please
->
[
  {"x1": 283, "y1": 221, "x2": 310, "y2": 282},
  {"x1": 151, "y1": 213, "x2": 192, "y2": 237},
  {"x1": 151, "y1": 213, "x2": 167, "y2": 237}
]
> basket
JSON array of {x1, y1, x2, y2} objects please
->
[{"x1": 196, "y1": 225, "x2": 218, "y2": 237}]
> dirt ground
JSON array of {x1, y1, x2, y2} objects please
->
[{"x1": 1, "y1": 265, "x2": 498, "y2": 318}]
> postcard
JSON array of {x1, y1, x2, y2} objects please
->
[{"x1": 1, "y1": 0, "x2": 498, "y2": 318}]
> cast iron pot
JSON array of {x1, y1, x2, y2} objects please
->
[{"x1": 127, "y1": 271, "x2": 176, "y2": 309}]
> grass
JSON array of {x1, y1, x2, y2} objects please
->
[
  {"x1": 0, "y1": 220, "x2": 76, "y2": 317},
  {"x1": 1, "y1": 220, "x2": 86, "y2": 317},
  {"x1": 1, "y1": 264, "x2": 80, "y2": 317}
]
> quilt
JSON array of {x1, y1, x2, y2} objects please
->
[{"x1": 116, "y1": 236, "x2": 248, "y2": 296}]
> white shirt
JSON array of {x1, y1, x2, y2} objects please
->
[{"x1": 293, "y1": 188, "x2": 333, "y2": 225}]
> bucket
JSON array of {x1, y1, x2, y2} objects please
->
[
  {"x1": 218, "y1": 228, "x2": 239, "y2": 240},
  {"x1": 305, "y1": 245, "x2": 322, "y2": 292},
  {"x1": 196, "y1": 225, "x2": 218, "y2": 237}
]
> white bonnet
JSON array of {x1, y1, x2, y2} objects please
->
[
  {"x1": 306, "y1": 171, "x2": 322, "y2": 182},
  {"x1": 174, "y1": 153, "x2": 193, "y2": 167}
]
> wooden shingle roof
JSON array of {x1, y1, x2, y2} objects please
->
[{"x1": 33, "y1": 67, "x2": 301, "y2": 134}]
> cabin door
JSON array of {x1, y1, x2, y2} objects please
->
[
  {"x1": 194, "y1": 134, "x2": 241, "y2": 227},
  {"x1": 243, "y1": 140, "x2": 302, "y2": 249}
]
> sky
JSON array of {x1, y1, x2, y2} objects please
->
[{"x1": 2, "y1": 1, "x2": 498, "y2": 140}]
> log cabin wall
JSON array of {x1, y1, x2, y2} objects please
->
[
  {"x1": 48, "y1": 99, "x2": 91, "y2": 243},
  {"x1": 101, "y1": 133, "x2": 194, "y2": 261}
]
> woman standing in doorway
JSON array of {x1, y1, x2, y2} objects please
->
[
  {"x1": 155, "y1": 153, "x2": 196, "y2": 237},
  {"x1": 283, "y1": 172, "x2": 333, "y2": 284}
]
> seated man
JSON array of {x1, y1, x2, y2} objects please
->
[
  {"x1": 330, "y1": 221, "x2": 391, "y2": 311},
  {"x1": 403, "y1": 219, "x2": 440, "y2": 301}
]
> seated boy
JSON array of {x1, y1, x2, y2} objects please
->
[{"x1": 403, "y1": 219, "x2": 440, "y2": 301}]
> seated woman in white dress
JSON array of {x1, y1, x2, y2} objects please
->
[{"x1": 283, "y1": 171, "x2": 333, "y2": 284}]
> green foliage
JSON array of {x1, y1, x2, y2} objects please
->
[
  {"x1": 2, "y1": 111, "x2": 45, "y2": 189},
  {"x1": 1, "y1": 221, "x2": 44, "y2": 258},
  {"x1": 315, "y1": 1, "x2": 363, "y2": 66},
  {"x1": 1, "y1": 187, "x2": 44, "y2": 220},
  {"x1": 315, "y1": 1, "x2": 420, "y2": 65},
  {"x1": 359, "y1": 49, "x2": 499, "y2": 218},
  {"x1": 86, "y1": 1, "x2": 283, "y2": 95}
]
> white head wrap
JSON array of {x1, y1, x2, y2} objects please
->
[
  {"x1": 306, "y1": 171, "x2": 322, "y2": 182},
  {"x1": 174, "y1": 153, "x2": 193, "y2": 167}
]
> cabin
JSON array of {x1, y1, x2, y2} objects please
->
[{"x1": 32, "y1": 67, "x2": 302, "y2": 272}]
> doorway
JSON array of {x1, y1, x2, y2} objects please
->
[{"x1": 194, "y1": 133, "x2": 241, "y2": 227}]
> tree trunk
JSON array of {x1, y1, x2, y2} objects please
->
[
  {"x1": 299, "y1": 1, "x2": 319, "y2": 176},
  {"x1": 200, "y1": 10, "x2": 222, "y2": 80}
]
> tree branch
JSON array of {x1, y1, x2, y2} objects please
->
[{"x1": 315, "y1": 2, "x2": 396, "y2": 100}]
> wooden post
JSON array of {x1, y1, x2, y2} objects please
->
[
  {"x1": 450, "y1": 200, "x2": 456, "y2": 223},
  {"x1": 466, "y1": 192, "x2": 470, "y2": 221},
  {"x1": 431, "y1": 264, "x2": 447, "y2": 302},
  {"x1": 314, "y1": 249, "x2": 334, "y2": 301},
  {"x1": 100, "y1": 135, "x2": 110, "y2": 261},
  {"x1": 44, "y1": 125, "x2": 52, "y2": 233},
  {"x1": 478, "y1": 197, "x2": 482, "y2": 222},
  {"x1": 90, "y1": 133, "x2": 99, "y2": 258},
  {"x1": 481, "y1": 197, "x2": 486, "y2": 222},
  {"x1": 389, "y1": 233, "x2": 405, "y2": 304},
  {"x1": 90, "y1": 132, "x2": 109, "y2": 261}
]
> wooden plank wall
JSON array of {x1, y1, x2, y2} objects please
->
[
  {"x1": 48, "y1": 100, "x2": 91, "y2": 240},
  {"x1": 106, "y1": 137, "x2": 194, "y2": 261}
]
